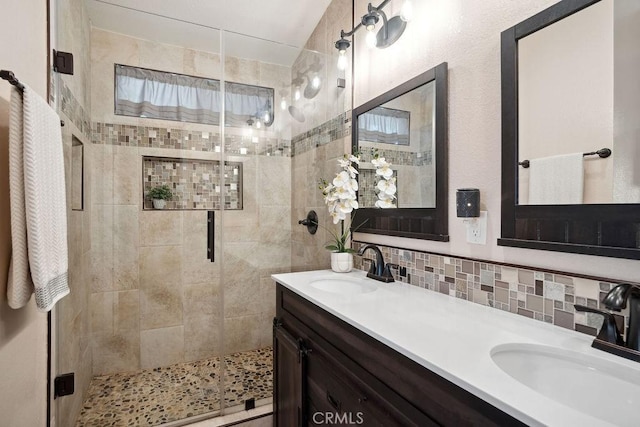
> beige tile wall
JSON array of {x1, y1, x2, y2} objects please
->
[{"x1": 289, "y1": 0, "x2": 354, "y2": 271}]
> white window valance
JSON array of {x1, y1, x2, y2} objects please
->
[
  {"x1": 115, "y1": 64, "x2": 273, "y2": 127},
  {"x1": 358, "y1": 107, "x2": 410, "y2": 145}
]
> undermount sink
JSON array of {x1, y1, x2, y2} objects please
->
[
  {"x1": 309, "y1": 276, "x2": 378, "y2": 295},
  {"x1": 491, "y1": 343, "x2": 640, "y2": 426}
]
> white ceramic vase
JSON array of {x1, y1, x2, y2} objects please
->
[
  {"x1": 153, "y1": 199, "x2": 166, "y2": 209},
  {"x1": 331, "y1": 252, "x2": 353, "y2": 273}
]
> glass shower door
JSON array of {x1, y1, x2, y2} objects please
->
[
  {"x1": 218, "y1": 30, "x2": 300, "y2": 415},
  {"x1": 53, "y1": 2, "x2": 228, "y2": 425}
]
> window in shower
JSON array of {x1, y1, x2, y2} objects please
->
[
  {"x1": 142, "y1": 156, "x2": 243, "y2": 210},
  {"x1": 114, "y1": 64, "x2": 274, "y2": 128}
]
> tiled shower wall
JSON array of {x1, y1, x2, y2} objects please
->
[
  {"x1": 291, "y1": 115, "x2": 353, "y2": 272},
  {"x1": 89, "y1": 131, "x2": 290, "y2": 375},
  {"x1": 88, "y1": 27, "x2": 292, "y2": 375},
  {"x1": 352, "y1": 242, "x2": 630, "y2": 338},
  {"x1": 290, "y1": 0, "x2": 353, "y2": 271}
]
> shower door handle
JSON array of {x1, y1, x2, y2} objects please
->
[{"x1": 207, "y1": 211, "x2": 214, "y2": 262}]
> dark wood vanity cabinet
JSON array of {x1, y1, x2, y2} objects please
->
[{"x1": 273, "y1": 283, "x2": 526, "y2": 427}]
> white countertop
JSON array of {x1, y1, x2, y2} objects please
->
[{"x1": 272, "y1": 269, "x2": 640, "y2": 427}]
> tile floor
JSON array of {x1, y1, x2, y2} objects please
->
[{"x1": 76, "y1": 347, "x2": 273, "y2": 426}]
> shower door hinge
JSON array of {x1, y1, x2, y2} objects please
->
[
  {"x1": 245, "y1": 398, "x2": 255, "y2": 410},
  {"x1": 53, "y1": 50, "x2": 74, "y2": 75},
  {"x1": 54, "y1": 372, "x2": 75, "y2": 398}
]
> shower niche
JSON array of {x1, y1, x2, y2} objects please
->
[{"x1": 142, "y1": 156, "x2": 243, "y2": 210}]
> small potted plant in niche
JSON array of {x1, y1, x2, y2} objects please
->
[
  {"x1": 148, "y1": 184, "x2": 172, "y2": 209},
  {"x1": 319, "y1": 154, "x2": 361, "y2": 273}
]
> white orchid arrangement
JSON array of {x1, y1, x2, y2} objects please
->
[
  {"x1": 320, "y1": 154, "x2": 360, "y2": 225},
  {"x1": 371, "y1": 154, "x2": 397, "y2": 208},
  {"x1": 319, "y1": 154, "x2": 360, "y2": 253}
]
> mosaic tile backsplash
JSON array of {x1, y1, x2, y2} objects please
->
[
  {"x1": 352, "y1": 242, "x2": 630, "y2": 339},
  {"x1": 92, "y1": 122, "x2": 291, "y2": 156},
  {"x1": 143, "y1": 156, "x2": 242, "y2": 210},
  {"x1": 292, "y1": 112, "x2": 351, "y2": 157}
]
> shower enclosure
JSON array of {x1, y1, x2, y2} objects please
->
[{"x1": 49, "y1": 0, "x2": 343, "y2": 424}]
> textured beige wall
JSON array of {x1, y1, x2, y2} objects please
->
[
  {"x1": 612, "y1": 0, "x2": 640, "y2": 202},
  {"x1": 353, "y1": 0, "x2": 640, "y2": 282},
  {"x1": 0, "y1": 1, "x2": 48, "y2": 426}
]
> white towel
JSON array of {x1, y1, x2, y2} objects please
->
[
  {"x1": 528, "y1": 153, "x2": 584, "y2": 205},
  {"x1": 7, "y1": 86, "x2": 69, "y2": 311},
  {"x1": 7, "y1": 87, "x2": 34, "y2": 308}
]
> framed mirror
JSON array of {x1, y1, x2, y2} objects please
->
[
  {"x1": 500, "y1": 0, "x2": 640, "y2": 259},
  {"x1": 353, "y1": 62, "x2": 448, "y2": 241}
]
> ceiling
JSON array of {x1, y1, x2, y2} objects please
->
[{"x1": 86, "y1": 0, "x2": 332, "y2": 66}]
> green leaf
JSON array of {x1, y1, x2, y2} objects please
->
[{"x1": 325, "y1": 244, "x2": 339, "y2": 251}]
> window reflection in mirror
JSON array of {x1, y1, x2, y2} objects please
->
[
  {"x1": 357, "y1": 80, "x2": 435, "y2": 209},
  {"x1": 517, "y1": 0, "x2": 640, "y2": 204},
  {"x1": 352, "y1": 62, "x2": 448, "y2": 241}
]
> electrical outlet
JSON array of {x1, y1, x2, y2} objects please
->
[{"x1": 466, "y1": 211, "x2": 487, "y2": 244}]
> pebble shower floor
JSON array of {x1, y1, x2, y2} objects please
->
[{"x1": 75, "y1": 347, "x2": 273, "y2": 426}]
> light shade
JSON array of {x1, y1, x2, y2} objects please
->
[
  {"x1": 362, "y1": 12, "x2": 379, "y2": 31},
  {"x1": 456, "y1": 188, "x2": 480, "y2": 218}
]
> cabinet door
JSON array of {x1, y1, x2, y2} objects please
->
[
  {"x1": 274, "y1": 321, "x2": 306, "y2": 427},
  {"x1": 306, "y1": 335, "x2": 437, "y2": 427}
]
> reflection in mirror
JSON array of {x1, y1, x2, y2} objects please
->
[
  {"x1": 358, "y1": 81, "x2": 435, "y2": 208},
  {"x1": 71, "y1": 136, "x2": 83, "y2": 211},
  {"x1": 500, "y1": 0, "x2": 640, "y2": 259},
  {"x1": 517, "y1": 0, "x2": 639, "y2": 205},
  {"x1": 353, "y1": 63, "x2": 448, "y2": 241}
]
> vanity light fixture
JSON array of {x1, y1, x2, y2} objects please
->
[
  {"x1": 334, "y1": 0, "x2": 410, "y2": 69},
  {"x1": 335, "y1": 37, "x2": 350, "y2": 70},
  {"x1": 400, "y1": 0, "x2": 413, "y2": 22}
]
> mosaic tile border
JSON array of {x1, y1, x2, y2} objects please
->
[
  {"x1": 92, "y1": 122, "x2": 291, "y2": 157},
  {"x1": 352, "y1": 242, "x2": 630, "y2": 339},
  {"x1": 57, "y1": 78, "x2": 91, "y2": 138},
  {"x1": 291, "y1": 112, "x2": 352, "y2": 157},
  {"x1": 359, "y1": 147, "x2": 432, "y2": 167}
]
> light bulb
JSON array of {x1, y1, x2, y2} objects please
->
[
  {"x1": 401, "y1": 0, "x2": 413, "y2": 22},
  {"x1": 256, "y1": 120, "x2": 261, "y2": 129},
  {"x1": 366, "y1": 30, "x2": 377, "y2": 48},
  {"x1": 280, "y1": 98, "x2": 287, "y2": 110},
  {"x1": 366, "y1": 24, "x2": 375, "y2": 31},
  {"x1": 264, "y1": 111, "x2": 270, "y2": 122},
  {"x1": 311, "y1": 75, "x2": 321, "y2": 89},
  {"x1": 294, "y1": 87, "x2": 301, "y2": 101},
  {"x1": 337, "y1": 54, "x2": 348, "y2": 70}
]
